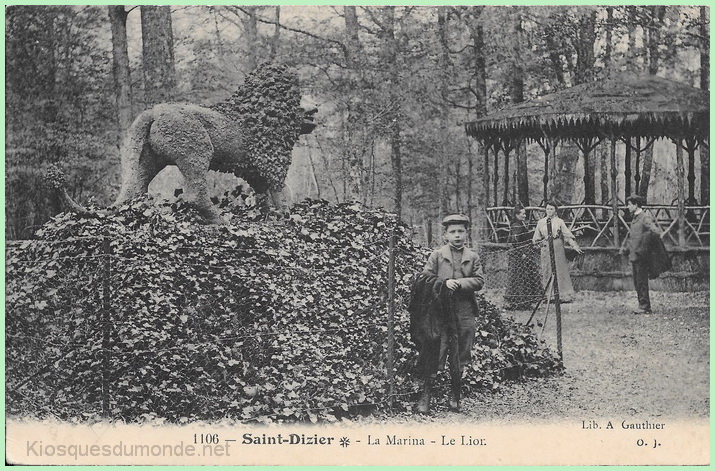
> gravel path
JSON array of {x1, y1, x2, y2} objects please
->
[{"x1": 364, "y1": 290, "x2": 709, "y2": 425}]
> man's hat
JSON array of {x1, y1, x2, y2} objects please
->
[
  {"x1": 626, "y1": 194, "x2": 647, "y2": 206},
  {"x1": 441, "y1": 214, "x2": 470, "y2": 227}
]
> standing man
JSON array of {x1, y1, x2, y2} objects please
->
[{"x1": 621, "y1": 195, "x2": 661, "y2": 314}]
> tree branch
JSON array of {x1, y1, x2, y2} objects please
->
[{"x1": 224, "y1": 6, "x2": 349, "y2": 61}]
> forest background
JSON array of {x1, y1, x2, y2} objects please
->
[{"x1": 5, "y1": 5, "x2": 710, "y2": 240}]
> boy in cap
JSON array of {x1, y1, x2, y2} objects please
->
[
  {"x1": 621, "y1": 195, "x2": 661, "y2": 314},
  {"x1": 415, "y1": 214, "x2": 484, "y2": 413}
]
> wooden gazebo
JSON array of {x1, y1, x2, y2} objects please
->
[{"x1": 465, "y1": 74, "x2": 709, "y2": 248}]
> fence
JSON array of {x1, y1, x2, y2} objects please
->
[
  {"x1": 6, "y1": 229, "x2": 561, "y2": 424},
  {"x1": 484, "y1": 204, "x2": 710, "y2": 248}
]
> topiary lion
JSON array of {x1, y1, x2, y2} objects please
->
[{"x1": 112, "y1": 63, "x2": 317, "y2": 223}]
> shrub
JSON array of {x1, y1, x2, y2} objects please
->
[{"x1": 6, "y1": 198, "x2": 561, "y2": 423}]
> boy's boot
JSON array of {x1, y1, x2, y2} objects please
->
[
  {"x1": 416, "y1": 378, "x2": 433, "y2": 414},
  {"x1": 448, "y1": 376, "x2": 461, "y2": 412}
]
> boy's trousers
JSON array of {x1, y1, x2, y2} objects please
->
[{"x1": 438, "y1": 305, "x2": 476, "y2": 376}]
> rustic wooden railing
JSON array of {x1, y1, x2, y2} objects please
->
[{"x1": 484, "y1": 204, "x2": 709, "y2": 248}]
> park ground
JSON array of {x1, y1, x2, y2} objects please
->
[{"x1": 368, "y1": 289, "x2": 709, "y2": 424}]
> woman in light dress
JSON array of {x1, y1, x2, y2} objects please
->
[{"x1": 532, "y1": 201, "x2": 583, "y2": 303}]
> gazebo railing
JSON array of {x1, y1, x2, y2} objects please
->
[{"x1": 485, "y1": 204, "x2": 709, "y2": 248}]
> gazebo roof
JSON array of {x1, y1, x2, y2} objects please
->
[{"x1": 465, "y1": 74, "x2": 709, "y2": 142}]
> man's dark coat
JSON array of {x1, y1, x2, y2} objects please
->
[{"x1": 642, "y1": 231, "x2": 672, "y2": 279}]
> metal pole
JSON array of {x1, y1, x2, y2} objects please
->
[
  {"x1": 545, "y1": 219, "x2": 563, "y2": 361},
  {"x1": 386, "y1": 229, "x2": 396, "y2": 406},
  {"x1": 102, "y1": 237, "x2": 111, "y2": 417}
]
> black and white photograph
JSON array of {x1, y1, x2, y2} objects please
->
[{"x1": 5, "y1": 4, "x2": 710, "y2": 466}]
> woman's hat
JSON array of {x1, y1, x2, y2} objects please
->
[{"x1": 626, "y1": 194, "x2": 646, "y2": 206}]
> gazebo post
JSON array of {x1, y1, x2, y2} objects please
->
[
  {"x1": 675, "y1": 138, "x2": 686, "y2": 246},
  {"x1": 483, "y1": 139, "x2": 491, "y2": 211},
  {"x1": 700, "y1": 138, "x2": 709, "y2": 205},
  {"x1": 610, "y1": 135, "x2": 620, "y2": 248},
  {"x1": 493, "y1": 140, "x2": 500, "y2": 207},
  {"x1": 624, "y1": 137, "x2": 632, "y2": 197},
  {"x1": 634, "y1": 136, "x2": 642, "y2": 195},
  {"x1": 502, "y1": 143, "x2": 511, "y2": 205},
  {"x1": 685, "y1": 137, "x2": 698, "y2": 205},
  {"x1": 543, "y1": 144, "x2": 549, "y2": 204},
  {"x1": 536, "y1": 132, "x2": 551, "y2": 204}
]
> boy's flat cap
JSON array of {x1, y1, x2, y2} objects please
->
[{"x1": 442, "y1": 214, "x2": 470, "y2": 226}]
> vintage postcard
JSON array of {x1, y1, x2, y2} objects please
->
[{"x1": 5, "y1": 4, "x2": 709, "y2": 466}]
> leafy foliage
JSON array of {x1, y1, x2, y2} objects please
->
[{"x1": 7, "y1": 199, "x2": 561, "y2": 423}]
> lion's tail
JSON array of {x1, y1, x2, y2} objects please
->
[{"x1": 112, "y1": 110, "x2": 155, "y2": 206}]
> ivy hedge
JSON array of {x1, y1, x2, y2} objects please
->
[{"x1": 6, "y1": 198, "x2": 562, "y2": 424}]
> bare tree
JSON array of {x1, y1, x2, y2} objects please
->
[
  {"x1": 108, "y1": 6, "x2": 133, "y2": 140},
  {"x1": 140, "y1": 6, "x2": 176, "y2": 105}
]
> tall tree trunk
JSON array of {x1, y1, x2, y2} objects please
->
[
  {"x1": 469, "y1": 6, "x2": 488, "y2": 237},
  {"x1": 699, "y1": 7, "x2": 709, "y2": 204},
  {"x1": 578, "y1": 138, "x2": 597, "y2": 205},
  {"x1": 553, "y1": 142, "x2": 579, "y2": 203},
  {"x1": 574, "y1": 10, "x2": 596, "y2": 84},
  {"x1": 638, "y1": 7, "x2": 665, "y2": 200},
  {"x1": 646, "y1": 6, "x2": 666, "y2": 75},
  {"x1": 508, "y1": 8, "x2": 525, "y2": 102},
  {"x1": 269, "y1": 6, "x2": 280, "y2": 59},
  {"x1": 639, "y1": 146, "x2": 654, "y2": 199},
  {"x1": 626, "y1": 6, "x2": 640, "y2": 72},
  {"x1": 466, "y1": 136, "x2": 475, "y2": 223},
  {"x1": 545, "y1": 32, "x2": 566, "y2": 85},
  {"x1": 108, "y1": 6, "x2": 133, "y2": 142},
  {"x1": 574, "y1": 10, "x2": 597, "y2": 204},
  {"x1": 516, "y1": 141, "x2": 529, "y2": 206},
  {"x1": 509, "y1": 9, "x2": 526, "y2": 205},
  {"x1": 599, "y1": 144, "x2": 610, "y2": 203},
  {"x1": 599, "y1": 7, "x2": 614, "y2": 203},
  {"x1": 383, "y1": 6, "x2": 403, "y2": 220},
  {"x1": 437, "y1": 6, "x2": 450, "y2": 219},
  {"x1": 604, "y1": 6, "x2": 614, "y2": 72},
  {"x1": 344, "y1": 6, "x2": 361, "y2": 69},
  {"x1": 140, "y1": 6, "x2": 176, "y2": 105},
  {"x1": 244, "y1": 6, "x2": 259, "y2": 71},
  {"x1": 700, "y1": 6, "x2": 710, "y2": 90},
  {"x1": 700, "y1": 145, "x2": 709, "y2": 205},
  {"x1": 343, "y1": 6, "x2": 365, "y2": 203}
]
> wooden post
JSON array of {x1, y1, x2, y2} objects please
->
[
  {"x1": 701, "y1": 138, "x2": 709, "y2": 205},
  {"x1": 503, "y1": 146, "x2": 511, "y2": 205},
  {"x1": 493, "y1": 143, "x2": 499, "y2": 207},
  {"x1": 535, "y1": 134, "x2": 551, "y2": 205},
  {"x1": 624, "y1": 138, "x2": 632, "y2": 198},
  {"x1": 386, "y1": 228, "x2": 396, "y2": 406},
  {"x1": 484, "y1": 141, "x2": 491, "y2": 213},
  {"x1": 675, "y1": 139, "x2": 686, "y2": 246},
  {"x1": 610, "y1": 137, "x2": 619, "y2": 248},
  {"x1": 545, "y1": 219, "x2": 562, "y2": 362},
  {"x1": 634, "y1": 136, "x2": 641, "y2": 194},
  {"x1": 102, "y1": 237, "x2": 111, "y2": 418},
  {"x1": 686, "y1": 138, "x2": 697, "y2": 204},
  {"x1": 542, "y1": 143, "x2": 550, "y2": 204}
]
